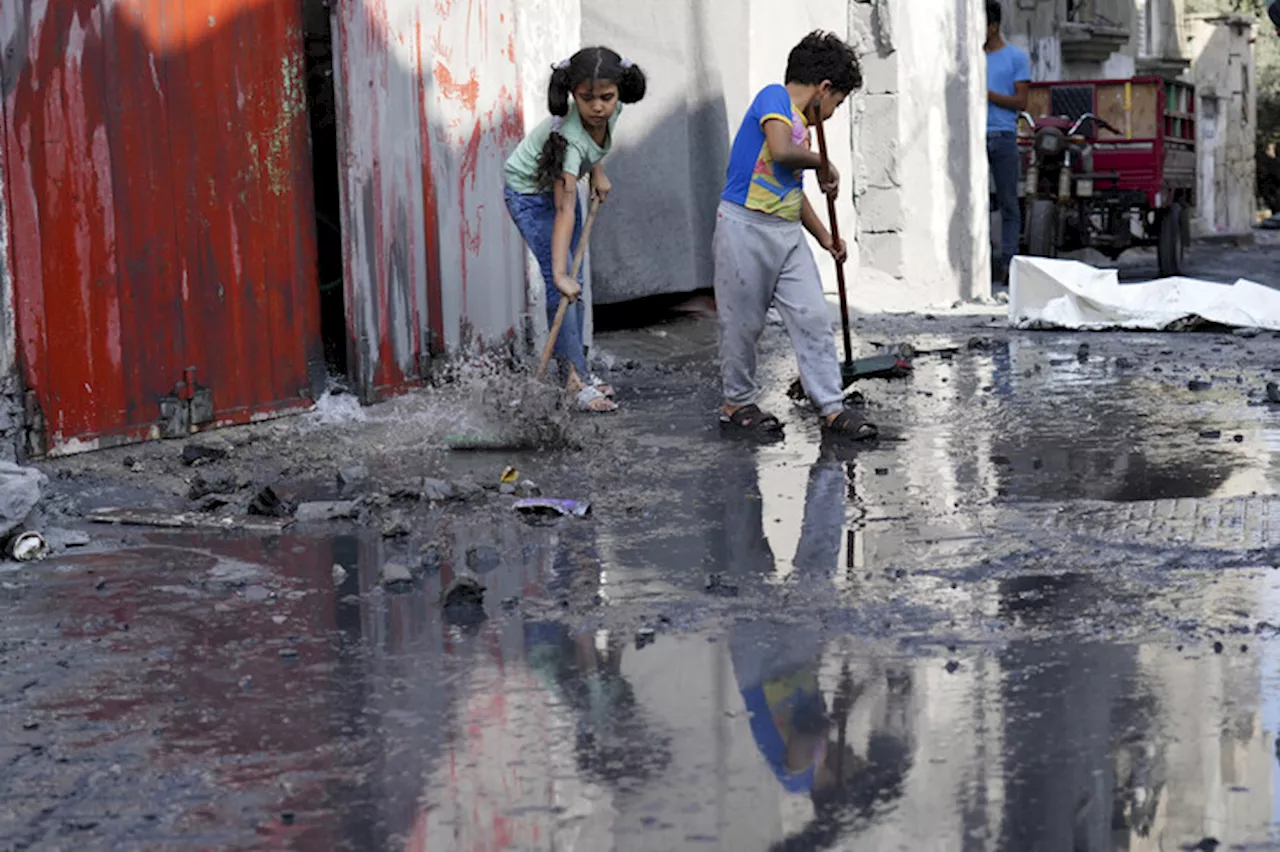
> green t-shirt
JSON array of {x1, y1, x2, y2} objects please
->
[{"x1": 504, "y1": 104, "x2": 622, "y2": 195}]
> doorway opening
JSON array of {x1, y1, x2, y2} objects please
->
[{"x1": 302, "y1": 0, "x2": 347, "y2": 379}]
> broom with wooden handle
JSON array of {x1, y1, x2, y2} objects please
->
[{"x1": 538, "y1": 196, "x2": 602, "y2": 378}]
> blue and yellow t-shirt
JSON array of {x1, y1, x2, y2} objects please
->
[{"x1": 722, "y1": 84, "x2": 809, "y2": 222}]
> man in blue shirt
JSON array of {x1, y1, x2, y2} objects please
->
[
  {"x1": 986, "y1": 1, "x2": 1031, "y2": 284},
  {"x1": 1271, "y1": 0, "x2": 1280, "y2": 35}
]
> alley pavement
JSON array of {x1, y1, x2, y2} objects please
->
[{"x1": 4, "y1": 255, "x2": 1280, "y2": 848}]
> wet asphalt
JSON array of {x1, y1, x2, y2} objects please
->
[{"x1": 5, "y1": 287, "x2": 1280, "y2": 850}]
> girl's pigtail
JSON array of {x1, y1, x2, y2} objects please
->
[
  {"x1": 617, "y1": 58, "x2": 647, "y2": 104},
  {"x1": 535, "y1": 61, "x2": 573, "y2": 190}
]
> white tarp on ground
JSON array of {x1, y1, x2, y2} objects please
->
[{"x1": 1009, "y1": 256, "x2": 1280, "y2": 331}]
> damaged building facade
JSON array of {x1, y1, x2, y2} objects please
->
[{"x1": 0, "y1": 0, "x2": 1262, "y2": 462}]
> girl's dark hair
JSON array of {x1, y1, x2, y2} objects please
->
[{"x1": 534, "y1": 46, "x2": 647, "y2": 190}]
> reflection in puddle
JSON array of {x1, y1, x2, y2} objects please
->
[{"x1": 9, "y1": 328, "x2": 1280, "y2": 849}]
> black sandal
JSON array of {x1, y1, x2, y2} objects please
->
[
  {"x1": 821, "y1": 410, "x2": 878, "y2": 441},
  {"x1": 720, "y1": 404, "x2": 784, "y2": 437}
]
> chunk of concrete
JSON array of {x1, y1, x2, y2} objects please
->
[
  {"x1": 421, "y1": 478, "x2": 456, "y2": 502},
  {"x1": 0, "y1": 463, "x2": 46, "y2": 539},
  {"x1": 381, "y1": 561, "x2": 413, "y2": 586},
  {"x1": 295, "y1": 501, "x2": 360, "y2": 522}
]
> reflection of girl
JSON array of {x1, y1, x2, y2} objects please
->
[{"x1": 524, "y1": 622, "x2": 672, "y2": 789}]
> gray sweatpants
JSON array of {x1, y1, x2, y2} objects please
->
[{"x1": 712, "y1": 200, "x2": 844, "y2": 417}]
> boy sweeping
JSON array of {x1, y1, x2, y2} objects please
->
[{"x1": 714, "y1": 31, "x2": 875, "y2": 441}]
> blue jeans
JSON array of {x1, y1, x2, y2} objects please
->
[
  {"x1": 503, "y1": 185, "x2": 589, "y2": 381},
  {"x1": 988, "y1": 131, "x2": 1021, "y2": 274}
]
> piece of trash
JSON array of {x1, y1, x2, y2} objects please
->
[
  {"x1": 705, "y1": 573, "x2": 739, "y2": 596},
  {"x1": 1267, "y1": 382, "x2": 1280, "y2": 404},
  {"x1": 332, "y1": 564, "x2": 348, "y2": 585},
  {"x1": 1199, "y1": 429, "x2": 1222, "y2": 440},
  {"x1": 945, "y1": 660, "x2": 960, "y2": 674},
  {"x1": 635, "y1": 627, "x2": 656, "y2": 650},
  {"x1": 380, "y1": 561, "x2": 413, "y2": 586},
  {"x1": 512, "y1": 498, "x2": 591, "y2": 520},
  {"x1": 1076, "y1": 343, "x2": 1089, "y2": 362},
  {"x1": 514, "y1": 480, "x2": 541, "y2": 498},
  {"x1": 1187, "y1": 379, "x2": 1212, "y2": 392},
  {"x1": 500, "y1": 466, "x2": 518, "y2": 485},
  {"x1": 278, "y1": 647, "x2": 299, "y2": 659},
  {"x1": 7, "y1": 531, "x2": 47, "y2": 562}
]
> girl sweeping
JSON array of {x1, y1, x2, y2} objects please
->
[{"x1": 503, "y1": 47, "x2": 646, "y2": 413}]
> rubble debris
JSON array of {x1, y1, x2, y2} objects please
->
[
  {"x1": 248, "y1": 486, "x2": 294, "y2": 519},
  {"x1": 380, "y1": 561, "x2": 414, "y2": 586},
  {"x1": 1115, "y1": 357, "x2": 1134, "y2": 370},
  {"x1": 1267, "y1": 382, "x2": 1280, "y2": 404},
  {"x1": 1234, "y1": 327, "x2": 1261, "y2": 338},
  {"x1": 46, "y1": 529, "x2": 90, "y2": 550},
  {"x1": 1187, "y1": 379, "x2": 1212, "y2": 392},
  {"x1": 421, "y1": 478, "x2": 457, "y2": 502},
  {"x1": 1076, "y1": 343, "x2": 1089, "y2": 362},
  {"x1": 453, "y1": 478, "x2": 486, "y2": 501},
  {"x1": 380, "y1": 511, "x2": 410, "y2": 539},
  {"x1": 514, "y1": 480, "x2": 541, "y2": 498},
  {"x1": 194, "y1": 493, "x2": 239, "y2": 513},
  {"x1": 466, "y1": 546, "x2": 501, "y2": 573},
  {"x1": 294, "y1": 501, "x2": 360, "y2": 523},
  {"x1": 442, "y1": 574, "x2": 485, "y2": 609},
  {"x1": 332, "y1": 564, "x2": 348, "y2": 585},
  {"x1": 1199, "y1": 430, "x2": 1222, "y2": 440},
  {"x1": 181, "y1": 438, "x2": 231, "y2": 466},
  {"x1": 635, "y1": 627, "x2": 656, "y2": 650},
  {"x1": 189, "y1": 472, "x2": 239, "y2": 501},
  {"x1": 278, "y1": 648, "x2": 300, "y2": 659},
  {"x1": 337, "y1": 465, "x2": 369, "y2": 488},
  {"x1": 0, "y1": 463, "x2": 47, "y2": 540},
  {"x1": 512, "y1": 498, "x2": 591, "y2": 522},
  {"x1": 7, "y1": 531, "x2": 47, "y2": 562},
  {"x1": 705, "y1": 574, "x2": 740, "y2": 596},
  {"x1": 88, "y1": 506, "x2": 292, "y2": 534}
]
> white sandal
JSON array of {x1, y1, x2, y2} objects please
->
[
  {"x1": 575, "y1": 385, "x2": 618, "y2": 413},
  {"x1": 589, "y1": 374, "x2": 615, "y2": 398}
]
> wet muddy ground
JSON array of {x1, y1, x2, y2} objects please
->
[{"x1": 6, "y1": 285, "x2": 1280, "y2": 849}]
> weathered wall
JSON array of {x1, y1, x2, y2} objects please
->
[
  {"x1": 578, "y1": 0, "x2": 741, "y2": 306},
  {"x1": 1189, "y1": 15, "x2": 1257, "y2": 235},
  {"x1": 852, "y1": 0, "x2": 990, "y2": 310},
  {"x1": 334, "y1": 0, "x2": 525, "y2": 401},
  {"x1": 0, "y1": 99, "x2": 19, "y2": 462},
  {"x1": 998, "y1": 0, "x2": 1144, "y2": 81}
]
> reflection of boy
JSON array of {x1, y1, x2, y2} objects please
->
[{"x1": 731, "y1": 626, "x2": 830, "y2": 793}]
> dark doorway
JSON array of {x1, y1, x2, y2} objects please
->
[{"x1": 302, "y1": 0, "x2": 347, "y2": 378}]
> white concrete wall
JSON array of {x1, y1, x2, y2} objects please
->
[
  {"x1": 852, "y1": 0, "x2": 990, "y2": 309},
  {"x1": 1190, "y1": 15, "x2": 1258, "y2": 235}
]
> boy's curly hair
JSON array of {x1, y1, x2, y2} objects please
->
[{"x1": 785, "y1": 31, "x2": 862, "y2": 95}]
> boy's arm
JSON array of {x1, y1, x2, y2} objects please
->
[
  {"x1": 764, "y1": 120, "x2": 824, "y2": 171},
  {"x1": 802, "y1": 196, "x2": 845, "y2": 261}
]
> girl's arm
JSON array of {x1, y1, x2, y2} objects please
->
[
  {"x1": 802, "y1": 197, "x2": 846, "y2": 262},
  {"x1": 551, "y1": 173, "x2": 581, "y2": 301},
  {"x1": 590, "y1": 163, "x2": 612, "y2": 203}
]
